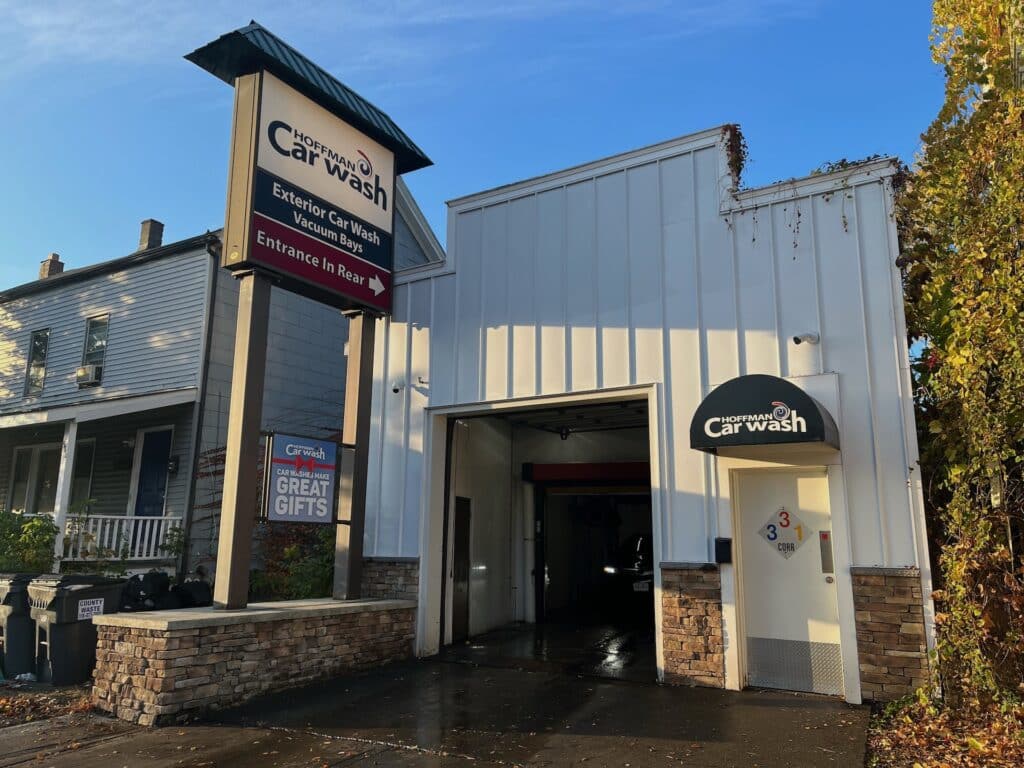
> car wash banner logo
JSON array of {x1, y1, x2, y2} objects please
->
[
  {"x1": 264, "y1": 432, "x2": 338, "y2": 524},
  {"x1": 227, "y1": 70, "x2": 395, "y2": 312},
  {"x1": 703, "y1": 401, "x2": 807, "y2": 439}
]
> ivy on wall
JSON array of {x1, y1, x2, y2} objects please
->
[{"x1": 899, "y1": 0, "x2": 1024, "y2": 701}]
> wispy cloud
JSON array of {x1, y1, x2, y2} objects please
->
[{"x1": 0, "y1": 0, "x2": 822, "y2": 91}]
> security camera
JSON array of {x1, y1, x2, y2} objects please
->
[
  {"x1": 391, "y1": 380, "x2": 404, "y2": 394},
  {"x1": 792, "y1": 332, "x2": 820, "y2": 345}
]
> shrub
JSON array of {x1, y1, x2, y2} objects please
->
[
  {"x1": 249, "y1": 522, "x2": 334, "y2": 601},
  {"x1": 0, "y1": 511, "x2": 58, "y2": 572}
]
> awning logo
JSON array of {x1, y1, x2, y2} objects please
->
[{"x1": 703, "y1": 401, "x2": 807, "y2": 438}]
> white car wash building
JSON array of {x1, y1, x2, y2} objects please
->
[{"x1": 362, "y1": 127, "x2": 934, "y2": 704}]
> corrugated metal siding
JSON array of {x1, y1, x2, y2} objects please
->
[
  {"x1": 365, "y1": 131, "x2": 921, "y2": 569},
  {"x1": 0, "y1": 249, "x2": 210, "y2": 413}
]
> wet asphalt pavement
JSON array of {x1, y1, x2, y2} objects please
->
[
  {"x1": 438, "y1": 622, "x2": 659, "y2": 683},
  {"x1": 1, "y1": 633, "x2": 869, "y2": 767},
  {"x1": 213, "y1": 656, "x2": 868, "y2": 767}
]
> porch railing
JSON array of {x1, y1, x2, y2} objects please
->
[{"x1": 63, "y1": 515, "x2": 184, "y2": 561}]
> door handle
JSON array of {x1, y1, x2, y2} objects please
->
[{"x1": 819, "y1": 531, "x2": 834, "y2": 574}]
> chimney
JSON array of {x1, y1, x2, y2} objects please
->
[
  {"x1": 39, "y1": 253, "x2": 64, "y2": 279},
  {"x1": 138, "y1": 219, "x2": 164, "y2": 251}
]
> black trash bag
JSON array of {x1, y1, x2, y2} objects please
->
[
  {"x1": 119, "y1": 571, "x2": 174, "y2": 611},
  {"x1": 151, "y1": 590, "x2": 182, "y2": 611},
  {"x1": 140, "y1": 571, "x2": 171, "y2": 599},
  {"x1": 119, "y1": 574, "x2": 145, "y2": 611},
  {"x1": 172, "y1": 580, "x2": 213, "y2": 608}
]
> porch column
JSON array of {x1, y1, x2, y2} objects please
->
[{"x1": 52, "y1": 419, "x2": 79, "y2": 569}]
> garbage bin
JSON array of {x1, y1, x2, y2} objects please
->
[
  {"x1": 0, "y1": 573, "x2": 40, "y2": 679},
  {"x1": 28, "y1": 574, "x2": 125, "y2": 686}
]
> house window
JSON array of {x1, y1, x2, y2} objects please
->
[
  {"x1": 6, "y1": 441, "x2": 95, "y2": 516},
  {"x1": 24, "y1": 328, "x2": 50, "y2": 396},
  {"x1": 78, "y1": 315, "x2": 109, "y2": 386}
]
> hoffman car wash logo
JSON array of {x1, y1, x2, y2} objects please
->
[
  {"x1": 703, "y1": 400, "x2": 807, "y2": 438},
  {"x1": 267, "y1": 120, "x2": 389, "y2": 213}
]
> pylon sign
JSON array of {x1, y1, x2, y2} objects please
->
[{"x1": 223, "y1": 70, "x2": 395, "y2": 312}]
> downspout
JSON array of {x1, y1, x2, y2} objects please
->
[{"x1": 180, "y1": 235, "x2": 221, "y2": 578}]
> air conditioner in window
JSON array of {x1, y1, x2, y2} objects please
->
[{"x1": 76, "y1": 364, "x2": 102, "y2": 387}]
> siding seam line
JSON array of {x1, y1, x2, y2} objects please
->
[{"x1": 852, "y1": 190, "x2": 889, "y2": 565}]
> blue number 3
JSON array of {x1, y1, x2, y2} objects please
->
[{"x1": 766, "y1": 524, "x2": 778, "y2": 541}]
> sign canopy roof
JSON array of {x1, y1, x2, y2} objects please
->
[
  {"x1": 689, "y1": 374, "x2": 840, "y2": 454},
  {"x1": 186, "y1": 22, "x2": 432, "y2": 175}
]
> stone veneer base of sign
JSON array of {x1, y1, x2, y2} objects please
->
[
  {"x1": 92, "y1": 598, "x2": 415, "y2": 726},
  {"x1": 851, "y1": 566, "x2": 930, "y2": 701},
  {"x1": 362, "y1": 557, "x2": 419, "y2": 601},
  {"x1": 660, "y1": 564, "x2": 725, "y2": 687}
]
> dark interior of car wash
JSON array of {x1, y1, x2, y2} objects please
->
[
  {"x1": 539, "y1": 491, "x2": 654, "y2": 626},
  {"x1": 441, "y1": 400, "x2": 657, "y2": 683}
]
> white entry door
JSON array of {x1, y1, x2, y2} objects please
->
[{"x1": 735, "y1": 468, "x2": 843, "y2": 696}]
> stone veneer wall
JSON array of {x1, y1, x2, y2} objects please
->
[
  {"x1": 851, "y1": 566, "x2": 930, "y2": 701},
  {"x1": 661, "y1": 564, "x2": 725, "y2": 687},
  {"x1": 92, "y1": 599, "x2": 415, "y2": 726},
  {"x1": 362, "y1": 558, "x2": 419, "y2": 601}
]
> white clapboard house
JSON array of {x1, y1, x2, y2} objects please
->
[{"x1": 0, "y1": 179, "x2": 441, "y2": 572}]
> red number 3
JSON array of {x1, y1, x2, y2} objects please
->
[{"x1": 778, "y1": 510, "x2": 791, "y2": 528}]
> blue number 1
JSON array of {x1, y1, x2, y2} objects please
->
[{"x1": 766, "y1": 524, "x2": 778, "y2": 541}]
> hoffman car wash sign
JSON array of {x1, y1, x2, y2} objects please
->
[
  {"x1": 227, "y1": 71, "x2": 394, "y2": 312},
  {"x1": 186, "y1": 23, "x2": 430, "y2": 314},
  {"x1": 689, "y1": 374, "x2": 840, "y2": 454},
  {"x1": 264, "y1": 433, "x2": 338, "y2": 523},
  {"x1": 187, "y1": 23, "x2": 431, "y2": 607}
]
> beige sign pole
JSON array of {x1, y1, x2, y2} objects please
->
[
  {"x1": 333, "y1": 311, "x2": 376, "y2": 599},
  {"x1": 213, "y1": 72, "x2": 269, "y2": 609},
  {"x1": 213, "y1": 271, "x2": 271, "y2": 608}
]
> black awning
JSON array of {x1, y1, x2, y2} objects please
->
[{"x1": 689, "y1": 374, "x2": 839, "y2": 454}]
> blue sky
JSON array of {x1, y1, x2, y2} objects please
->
[{"x1": 0, "y1": 1, "x2": 940, "y2": 289}]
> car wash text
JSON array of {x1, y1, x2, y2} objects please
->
[
  {"x1": 267, "y1": 120, "x2": 389, "y2": 213},
  {"x1": 704, "y1": 408, "x2": 807, "y2": 438}
]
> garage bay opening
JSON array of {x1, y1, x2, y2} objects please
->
[{"x1": 439, "y1": 399, "x2": 655, "y2": 682}]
